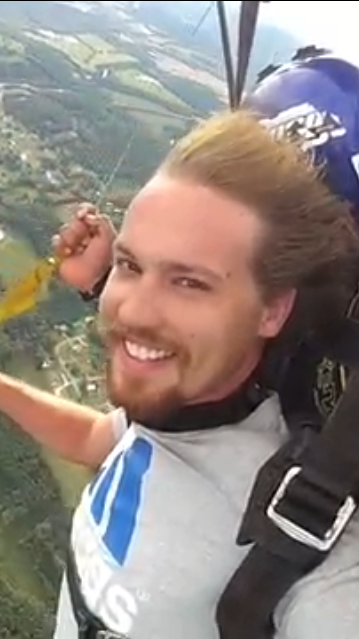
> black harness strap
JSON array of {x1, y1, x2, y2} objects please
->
[
  {"x1": 66, "y1": 547, "x2": 127, "y2": 639},
  {"x1": 216, "y1": 319, "x2": 359, "y2": 639},
  {"x1": 234, "y1": 0, "x2": 262, "y2": 105},
  {"x1": 216, "y1": 1, "x2": 270, "y2": 109},
  {"x1": 79, "y1": 267, "x2": 112, "y2": 303}
]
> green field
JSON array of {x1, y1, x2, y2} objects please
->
[
  {"x1": 114, "y1": 66, "x2": 188, "y2": 109},
  {"x1": 30, "y1": 31, "x2": 137, "y2": 69},
  {"x1": 29, "y1": 30, "x2": 191, "y2": 114}
]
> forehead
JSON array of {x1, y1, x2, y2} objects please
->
[{"x1": 117, "y1": 175, "x2": 263, "y2": 272}]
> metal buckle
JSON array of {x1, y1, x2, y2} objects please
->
[{"x1": 267, "y1": 465, "x2": 357, "y2": 552}]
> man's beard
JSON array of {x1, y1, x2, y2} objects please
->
[
  {"x1": 98, "y1": 320, "x2": 189, "y2": 424},
  {"x1": 105, "y1": 357, "x2": 185, "y2": 425},
  {"x1": 106, "y1": 342, "x2": 186, "y2": 427}
]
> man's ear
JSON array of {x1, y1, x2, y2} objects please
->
[{"x1": 259, "y1": 289, "x2": 297, "y2": 338}]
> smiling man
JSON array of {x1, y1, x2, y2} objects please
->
[
  {"x1": 101, "y1": 172, "x2": 272, "y2": 422},
  {"x1": 0, "y1": 109, "x2": 359, "y2": 639}
]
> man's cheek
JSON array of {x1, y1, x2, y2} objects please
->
[{"x1": 98, "y1": 284, "x2": 117, "y2": 323}]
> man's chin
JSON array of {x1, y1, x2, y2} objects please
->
[{"x1": 106, "y1": 374, "x2": 184, "y2": 426}]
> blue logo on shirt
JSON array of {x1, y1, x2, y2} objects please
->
[{"x1": 88, "y1": 436, "x2": 153, "y2": 565}]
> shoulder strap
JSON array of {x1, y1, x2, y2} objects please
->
[
  {"x1": 216, "y1": 315, "x2": 359, "y2": 639},
  {"x1": 66, "y1": 546, "x2": 126, "y2": 639}
]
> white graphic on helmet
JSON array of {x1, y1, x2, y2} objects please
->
[{"x1": 261, "y1": 103, "x2": 346, "y2": 151}]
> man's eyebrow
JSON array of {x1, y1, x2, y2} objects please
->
[
  {"x1": 113, "y1": 241, "x2": 225, "y2": 282},
  {"x1": 161, "y1": 260, "x2": 225, "y2": 282},
  {"x1": 113, "y1": 241, "x2": 136, "y2": 259}
]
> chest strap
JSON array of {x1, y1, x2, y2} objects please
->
[
  {"x1": 66, "y1": 548, "x2": 128, "y2": 639},
  {"x1": 216, "y1": 323, "x2": 359, "y2": 639}
]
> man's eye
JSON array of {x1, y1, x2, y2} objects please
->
[
  {"x1": 115, "y1": 257, "x2": 140, "y2": 274},
  {"x1": 174, "y1": 277, "x2": 210, "y2": 291}
]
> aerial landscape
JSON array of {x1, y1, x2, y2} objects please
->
[{"x1": 0, "y1": 1, "x2": 304, "y2": 635}]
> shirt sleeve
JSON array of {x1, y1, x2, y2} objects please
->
[
  {"x1": 273, "y1": 516, "x2": 359, "y2": 639},
  {"x1": 110, "y1": 407, "x2": 128, "y2": 441}
]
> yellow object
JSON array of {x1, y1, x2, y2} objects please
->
[{"x1": 0, "y1": 256, "x2": 59, "y2": 324}]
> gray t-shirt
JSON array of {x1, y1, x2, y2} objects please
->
[{"x1": 54, "y1": 395, "x2": 359, "y2": 639}]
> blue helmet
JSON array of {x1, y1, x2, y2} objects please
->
[{"x1": 245, "y1": 53, "x2": 359, "y2": 220}]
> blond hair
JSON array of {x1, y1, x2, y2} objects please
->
[{"x1": 162, "y1": 109, "x2": 359, "y2": 327}]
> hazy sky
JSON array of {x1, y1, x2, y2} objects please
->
[
  {"x1": 227, "y1": 1, "x2": 358, "y2": 62},
  {"x1": 254, "y1": 1, "x2": 359, "y2": 62}
]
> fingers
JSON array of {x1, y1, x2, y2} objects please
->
[
  {"x1": 51, "y1": 203, "x2": 98, "y2": 257},
  {"x1": 51, "y1": 202, "x2": 116, "y2": 258},
  {"x1": 71, "y1": 205, "x2": 116, "y2": 248},
  {"x1": 52, "y1": 233, "x2": 90, "y2": 257},
  {"x1": 76, "y1": 202, "x2": 100, "y2": 225},
  {"x1": 52, "y1": 217, "x2": 90, "y2": 257}
]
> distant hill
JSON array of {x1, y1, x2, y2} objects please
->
[
  {"x1": 126, "y1": 1, "x2": 304, "y2": 87},
  {"x1": 0, "y1": 1, "x2": 304, "y2": 93}
]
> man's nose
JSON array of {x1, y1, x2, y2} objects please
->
[{"x1": 116, "y1": 275, "x2": 164, "y2": 329}]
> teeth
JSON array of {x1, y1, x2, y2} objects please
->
[{"x1": 124, "y1": 340, "x2": 172, "y2": 362}]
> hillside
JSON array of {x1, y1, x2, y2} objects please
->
[
  {"x1": 0, "y1": 2, "x2": 304, "y2": 636},
  {"x1": 130, "y1": 1, "x2": 303, "y2": 87}
]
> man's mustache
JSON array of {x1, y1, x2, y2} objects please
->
[{"x1": 99, "y1": 320, "x2": 178, "y2": 354}]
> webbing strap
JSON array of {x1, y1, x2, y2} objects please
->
[
  {"x1": 216, "y1": 1, "x2": 271, "y2": 108},
  {"x1": 66, "y1": 548, "x2": 127, "y2": 639},
  {"x1": 235, "y1": 0, "x2": 262, "y2": 105},
  {"x1": 216, "y1": 335, "x2": 359, "y2": 639}
]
